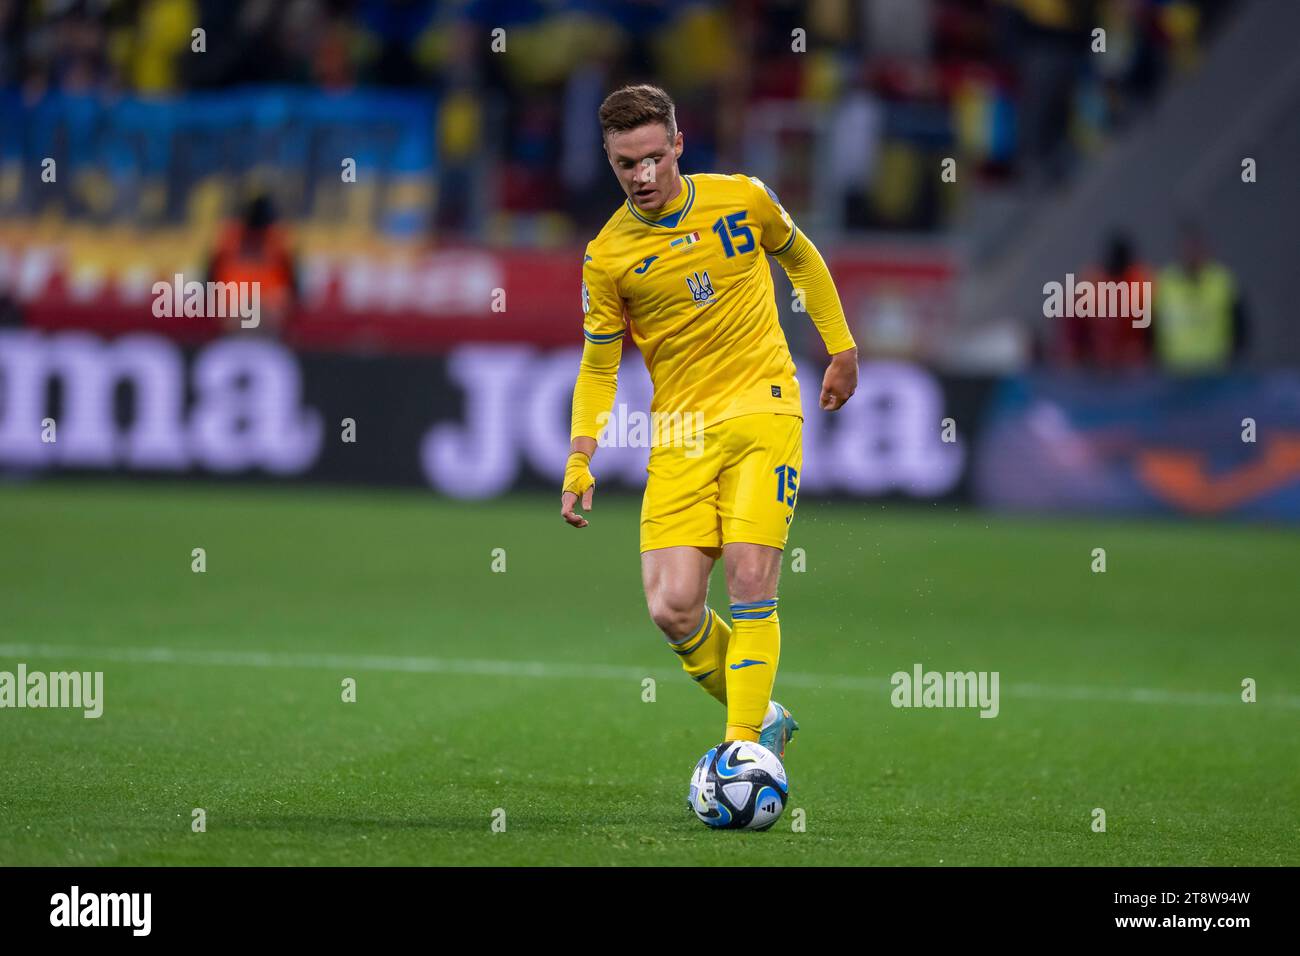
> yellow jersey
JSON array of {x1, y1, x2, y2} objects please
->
[{"x1": 579, "y1": 172, "x2": 843, "y2": 435}]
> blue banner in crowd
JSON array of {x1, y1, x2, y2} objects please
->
[{"x1": 0, "y1": 88, "x2": 436, "y2": 236}]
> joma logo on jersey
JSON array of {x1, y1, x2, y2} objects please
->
[{"x1": 686, "y1": 270, "x2": 715, "y2": 305}]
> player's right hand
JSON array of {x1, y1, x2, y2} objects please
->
[{"x1": 561, "y1": 451, "x2": 596, "y2": 528}]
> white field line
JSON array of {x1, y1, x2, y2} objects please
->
[{"x1": 0, "y1": 642, "x2": 1294, "y2": 710}]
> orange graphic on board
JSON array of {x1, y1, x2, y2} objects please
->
[{"x1": 1137, "y1": 434, "x2": 1300, "y2": 513}]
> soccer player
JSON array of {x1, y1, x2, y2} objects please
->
[{"x1": 560, "y1": 85, "x2": 858, "y2": 765}]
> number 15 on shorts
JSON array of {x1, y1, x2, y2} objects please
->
[{"x1": 775, "y1": 464, "x2": 798, "y2": 523}]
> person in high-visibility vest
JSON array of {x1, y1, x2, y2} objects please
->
[{"x1": 1154, "y1": 223, "x2": 1248, "y2": 372}]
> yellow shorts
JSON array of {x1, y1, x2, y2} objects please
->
[{"x1": 640, "y1": 412, "x2": 803, "y2": 553}]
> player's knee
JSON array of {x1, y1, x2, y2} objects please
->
[
  {"x1": 648, "y1": 597, "x2": 703, "y2": 641},
  {"x1": 727, "y1": 565, "x2": 777, "y2": 605}
]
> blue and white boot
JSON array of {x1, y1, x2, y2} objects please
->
[{"x1": 758, "y1": 700, "x2": 799, "y2": 762}]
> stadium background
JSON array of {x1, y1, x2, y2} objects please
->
[{"x1": 1, "y1": 0, "x2": 1297, "y2": 866}]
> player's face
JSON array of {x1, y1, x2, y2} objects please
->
[{"x1": 605, "y1": 123, "x2": 684, "y2": 212}]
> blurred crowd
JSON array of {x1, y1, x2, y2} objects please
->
[
  {"x1": 1050, "y1": 222, "x2": 1248, "y2": 373},
  {"x1": 3, "y1": 0, "x2": 1229, "y2": 236}
]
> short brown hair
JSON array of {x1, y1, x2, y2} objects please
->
[{"x1": 599, "y1": 84, "x2": 677, "y2": 140}]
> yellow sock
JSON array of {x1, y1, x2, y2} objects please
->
[
  {"x1": 668, "y1": 607, "x2": 732, "y2": 705},
  {"x1": 725, "y1": 600, "x2": 780, "y2": 741}
]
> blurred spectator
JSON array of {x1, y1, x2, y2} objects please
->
[
  {"x1": 999, "y1": 0, "x2": 1094, "y2": 185},
  {"x1": 357, "y1": 0, "x2": 433, "y2": 88},
  {"x1": 115, "y1": 0, "x2": 196, "y2": 94},
  {"x1": 560, "y1": 56, "x2": 616, "y2": 233},
  {"x1": 1154, "y1": 222, "x2": 1247, "y2": 372},
  {"x1": 1056, "y1": 231, "x2": 1152, "y2": 369},
  {"x1": 207, "y1": 194, "x2": 296, "y2": 335},
  {"x1": 21, "y1": 0, "x2": 115, "y2": 97},
  {"x1": 0, "y1": 0, "x2": 20, "y2": 89}
]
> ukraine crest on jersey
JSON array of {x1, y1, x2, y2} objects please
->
[
  {"x1": 686, "y1": 270, "x2": 715, "y2": 304},
  {"x1": 580, "y1": 173, "x2": 804, "y2": 430}
]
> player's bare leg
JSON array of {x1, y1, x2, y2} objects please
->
[
  {"x1": 641, "y1": 545, "x2": 716, "y2": 640},
  {"x1": 722, "y1": 542, "x2": 797, "y2": 755},
  {"x1": 722, "y1": 541, "x2": 782, "y2": 606},
  {"x1": 642, "y1": 545, "x2": 737, "y2": 706}
]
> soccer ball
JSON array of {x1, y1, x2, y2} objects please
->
[{"x1": 688, "y1": 740, "x2": 789, "y2": 830}]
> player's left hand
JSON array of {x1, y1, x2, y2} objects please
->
[{"x1": 820, "y1": 347, "x2": 858, "y2": 411}]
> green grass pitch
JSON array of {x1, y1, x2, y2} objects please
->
[{"x1": 1, "y1": 481, "x2": 1297, "y2": 866}]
